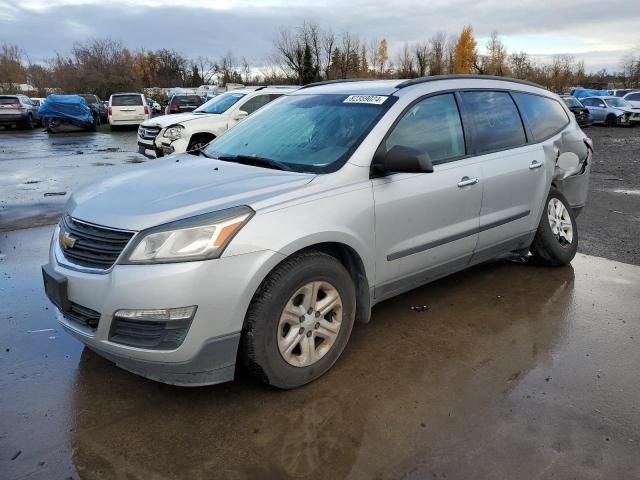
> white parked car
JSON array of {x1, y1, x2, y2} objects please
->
[
  {"x1": 108, "y1": 93, "x2": 150, "y2": 130},
  {"x1": 622, "y1": 91, "x2": 640, "y2": 108},
  {"x1": 137, "y1": 86, "x2": 297, "y2": 157}
]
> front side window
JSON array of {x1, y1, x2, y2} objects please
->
[
  {"x1": 460, "y1": 91, "x2": 526, "y2": 153},
  {"x1": 627, "y1": 93, "x2": 640, "y2": 101},
  {"x1": 513, "y1": 93, "x2": 569, "y2": 141},
  {"x1": 384, "y1": 93, "x2": 465, "y2": 163},
  {"x1": 204, "y1": 94, "x2": 393, "y2": 173},
  {"x1": 239, "y1": 94, "x2": 272, "y2": 115},
  {"x1": 194, "y1": 92, "x2": 246, "y2": 114},
  {"x1": 605, "y1": 98, "x2": 631, "y2": 108}
]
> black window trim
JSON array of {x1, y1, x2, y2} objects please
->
[{"x1": 371, "y1": 89, "x2": 471, "y2": 178}]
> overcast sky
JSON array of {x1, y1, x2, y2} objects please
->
[{"x1": 0, "y1": 0, "x2": 638, "y2": 72}]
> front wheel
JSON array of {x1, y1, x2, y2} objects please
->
[
  {"x1": 240, "y1": 251, "x2": 356, "y2": 389},
  {"x1": 605, "y1": 114, "x2": 617, "y2": 127},
  {"x1": 529, "y1": 188, "x2": 578, "y2": 266}
]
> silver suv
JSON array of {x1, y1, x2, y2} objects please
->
[{"x1": 43, "y1": 76, "x2": 591, "y2": 389}]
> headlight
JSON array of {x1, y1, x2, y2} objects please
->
[
  {"x1": 120, "y1": 206, "x2": 254, "y2": 264},
  {"x1": 163, "y1": 125, "x2": 184, "y2": 141}
]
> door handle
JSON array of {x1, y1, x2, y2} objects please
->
[
  {"x1": 529, "y1": 160, "x2": 544, "y2": 170},
  {"x1": 457, "y1": 176, "x2": 479, "y2": 187}
]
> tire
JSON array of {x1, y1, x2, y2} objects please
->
[
  {"x1": 22, "y1": 114, "x2": 34, "y2": 130},
  {"x1": 186, "y1": 134, "x2": 214, "y2": 155},
  {"x1": 240, "y1": 251, "x2": 356, "y2": 389},
  {"x1": 530, "y1": 188, "x2": 578, "y2": 266},
  {"x1": 109, "y1": 124, "x2": 117, "y2": 131},
  {"x1": 605, "y1": 114, "x2": 617, "y2": 127}
]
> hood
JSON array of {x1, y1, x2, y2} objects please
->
[
  {"x1": 67, "y1": 154, "x2": 315, "y2": 231},
  {"x1": 141, "y1": 112, "x2": 219, "y2": 128}
]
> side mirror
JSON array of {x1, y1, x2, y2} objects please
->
[
  {"x1": 374, "y1": 145, "x2": 434, "y2": 175},
  {"x1": 235, "y1": 110, "x2": 248, "y2": 121}
]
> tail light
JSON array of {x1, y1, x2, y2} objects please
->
[
  {"x1": 584, "y1": 137, "x2": 593, "y2": 151},
  {"x1": 144, "y1": 105, "x2": 149, "y2": 115},
  {"x1": 108, "y1": 106, "x2": 112, "y2": 116},
  {"x1": 169, "y1": 103, "x2": 179, "y2": 112}
]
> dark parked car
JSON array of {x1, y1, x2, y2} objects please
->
[
  {"x1": 75, "y1": 94, "x2": 107, "y2": 122},
  {"x1": 165, "y1": 94, "x2": 203, "y2": 114},
  {"x1": 561, "y1": 96, "x2": 592, "y2": 128},
  {"x1": 0, "y1": 95, "x2": 40, "y2": 129}
]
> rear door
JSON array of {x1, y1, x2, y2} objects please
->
[
  {"x1": 111, "y1": 94, "x2": 145, "y2": 121},
  {"x1": 459, "y1": 90, "x2": 549, "y2": 262},
  {"x1": 372, "y1": 93, "x2": 482, "y2": 300}
]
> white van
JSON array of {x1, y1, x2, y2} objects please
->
[{"x1": 108, "y1": 93, "x2": 150, "y2": 129}]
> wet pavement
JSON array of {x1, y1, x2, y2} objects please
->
[
  {"x1": 0, "y1": 125, "x2": 147, "y2": 231},
  {"x1": 1, "y1": 225, "x2": 639, "y2": 479}
]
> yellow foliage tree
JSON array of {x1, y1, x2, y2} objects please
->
[{"x1": 452, "y1": 25, "x2": 477, "y2": 74}]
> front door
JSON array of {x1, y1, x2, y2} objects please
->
[{"x1": 372, "y1": 93, "x2": 482, "y2": 300}]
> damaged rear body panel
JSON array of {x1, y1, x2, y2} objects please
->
[{"x1": 552, "y1": 129, "x2": 592, "y2": 215}]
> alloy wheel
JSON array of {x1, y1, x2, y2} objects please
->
[
  {"x1": 547, "y1": 198, "x2": 573, "y2": 247},
  {"x1": 277, "y1": 281, "x2": 343, "y2": 367}
]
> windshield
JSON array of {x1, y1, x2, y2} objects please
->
[
  {"x1": 606, "y1": 98, "x2": 631, "y2": 108},
  {"x1": 563, "y1": 97, "x2": 583, "y2": 108},
  {"x1": 203, "y1": 93, "x2": 395, "y2": 173},
  {"x1": 194, "y1": 92, "x2": 246, "y2": 114}
]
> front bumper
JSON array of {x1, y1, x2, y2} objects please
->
[{"x1": 44, "y1": 225, "x2": 285, "y2": 386}]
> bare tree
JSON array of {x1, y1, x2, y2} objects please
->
[
  {"x1": 429, "y1": 32, "x2": 446, "y2": 75},
  {"x1": 413, "y1": 41, "x2": 430, "y2": 77},
  {"x1": 397, "y1": 43, "x2": 415, "y2": 78}
]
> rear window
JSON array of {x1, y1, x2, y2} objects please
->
[
  {"x1": 0, "y1": 97, "x2": 19, "y2": 105},
  {"x1": 80, "y1": 95, "x2": 96, "y2": 104},
  {"x1": 112, "y1": 95, "x2": 143, "y2": 106},
  {"x1": 460, "y1": 91, "x2": 526, "y2": 153},
  {"x1": 172, "y1": 95, "x2": 202, "y2": 106},
  {"x1": 514, "y1": 93, "x2": 569, "y2": 141}
]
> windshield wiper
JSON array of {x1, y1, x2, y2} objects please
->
[{"x1": 217, "y1": 154, "x2": 292, "y2": 171}]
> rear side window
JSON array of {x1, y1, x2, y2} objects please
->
[
  {"x1": 112, "y1": 95, "x2": 143, "y2": 106},
  {"x1": 513, "y1": 93, "x2": 569, "y2": 141},
  {"x1": 460, "y1": 91, "x2": 526, "y2": 153},
  {"x1": 384, "y1": 93, "x2": 465, "y2": 163}
]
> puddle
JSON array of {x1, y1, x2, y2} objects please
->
[{"x1": 613, "y1": 189, "x2": 640, "y2": 196}]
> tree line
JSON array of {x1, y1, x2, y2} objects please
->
[{"x1": 1, "y1": 23, "x2": 639, "y2": 99}]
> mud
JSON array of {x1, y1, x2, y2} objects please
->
[{"x1": 1, "y1": 226, "x2": 639, "y2": 479}]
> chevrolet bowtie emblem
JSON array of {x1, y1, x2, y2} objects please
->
[{"x1": 59, "y1": 230, "x2": 77, "y2": 249}]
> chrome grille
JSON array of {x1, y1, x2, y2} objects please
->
[
  {"x1": 138, "y1": 125, "x2": 161, "y2": 140},
  {"x1": 59, "y1": 216, "x2": 134, "y2": 270}
]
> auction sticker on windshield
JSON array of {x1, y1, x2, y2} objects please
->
[{"x1": 343, "y1": 95, "x2": 388, "y2": 105}]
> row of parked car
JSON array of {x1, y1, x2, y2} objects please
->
[{"x1": 560, "y1": 90, "x2": 640, "y2": 128}]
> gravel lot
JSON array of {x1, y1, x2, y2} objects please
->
[{"x1": 577, "y1": 126, "x2": 640, "y2": 265}]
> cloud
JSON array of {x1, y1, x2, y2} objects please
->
[{"x1": 0, "y1": 0, "x2": 638, "y2": 71}]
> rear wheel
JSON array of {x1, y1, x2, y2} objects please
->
[
  {"x1": 530, "y1": 188, "x2": 578, "y2": 266},
  {"x1": 240, "y1": 251, "x2": 356, "y2": 389},
  {"x1": 605, "y1": 114, "x2": 617, "y2": 127},
  {"x1": 22, "y1": 114, "x2": 34, "y2": 130}
]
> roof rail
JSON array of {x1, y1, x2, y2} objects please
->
[
  {"x1": 396, "y1": 74, "x2": 546, "y2": 90},
  {"x1": 298, "y1": 78, "x2": 380, "y2": 90}
]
